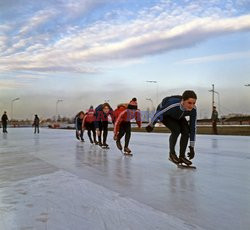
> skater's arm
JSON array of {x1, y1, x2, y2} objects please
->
[
  {"x1": 114, "y1": 110, "x2": 126, "y2": 137},
  {"x1": 148, "y1": 102, "x2": 180, "y2": 127},
  {"x1": 189, "y1": 108, "x2": 197, "y2": 148}
]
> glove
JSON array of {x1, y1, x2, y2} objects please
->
[
  {"x1": 114, "y1": 134, "x2": 118, "y2": 141},
  {"x1": 187, "y1": 146, "x2": 195, "y2": 160},
  {"x1": 146, "y1": 124, "x2": 154, "y2": 132}
]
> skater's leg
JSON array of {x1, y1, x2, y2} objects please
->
[
  {"x1": 92, "y1": 124, "x2": 97, "y2": 143},
  {"x1": 37, "y1": 126, "x2": 39, "y2": 133},
  {"x1": 162, "y1": 116, "x2": 181, "y2": 153},
  {"x1": 162, "y1": 116, "x2": 180, "y2": 163},
  {"x1": 102, "y1": 121, "x2": 108, "y2": 145},
  {"x1": 98, "y1": 122, "x2": 103, "y2": 145},
  {"x1": 179, "y1": 118, "x2": 190, "y2": 157},
  {"x1": 124, "y1": 122, "x2": 131, "y2": 148}
]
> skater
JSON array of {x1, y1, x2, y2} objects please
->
[
  {"x1": 83, "y1": 106, "x2": 98, "y2": 144},
  {"x1": 114, "y1": 98, "x2": 141, "y2": 155},
  {"x1": 94, "y1": 103, "x2": 114, "y2": 148},
  {"x1": 146, "y1": 90, "x2": 197, "y2": 166},
  {"x1": 75, "y1": 111, "x2": 85, "y2": 142},
  {"x1": 1, "y1": 111, "x2": 8, "y2": 133},
  {"x1": 211, "y1": 106, "x2": 219, "y2": 135},
  {"x1": 33, "y1": 114, "x2": 40, "y2": 134}
]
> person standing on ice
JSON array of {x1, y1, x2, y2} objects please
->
[
  {"x1": 114, "y1": 98, "x2": 142, "y2": 154},
  {"x1": 146, "y1": 90, "x2": 197, "y2": 166},
  {"x1": 211, "y1": 106, "x2": 219, "y2": 135},
  {"x1": 1, "y1": 111, "x2": 8, "y2": 133},
  {"x1": 75, "y1": 111, "x2": 85, "y2": 142},
  {"x1": 33, "y1": 114, "x2": 40, "y2": 134},
  {"x1": 94, "y1": 103, "x2": 114, "y2": 148},
  {"x1": 83, "y1": 106, "x2": 98, "y2": 144}
]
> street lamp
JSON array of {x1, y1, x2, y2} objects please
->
[
  {"x1": 56, "y1": 99, "x2": 63, "y2": 122},
  {"x1": 11, "y1": 97, "x2": 20, "y2": 120},
  {"x1": 208, "y1": 84, "x2": 221, "y2": 117},
  {"x1": 146, "y1": 80, "x2": 159, "y2": 106}
]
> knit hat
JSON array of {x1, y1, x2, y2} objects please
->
[{"x1": 127, "y1": 98, "x2": 138, "y2": 110}]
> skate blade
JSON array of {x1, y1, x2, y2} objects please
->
[
  {"x1": 168, "y1": 158, "x2": 196, "y2": 169},
  {"x1": 123, "y1": 152, "x2": 133, "y2": 156},
  {"x1": 178, "y1": 164, "x2": 196, "y2": 169}
]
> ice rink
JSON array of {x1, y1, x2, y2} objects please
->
[{"x1": 0, "y1": 128, "x2": 250, "y2": 230}]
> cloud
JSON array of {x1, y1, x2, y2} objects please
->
[
  {"x1": 0, "y1": 0, "x2": 250, "y2": 74},
  {"x1": 0, "y1": 79, "x2": 30, "y2": 89},
  {"x1": 177, "y1": 50, "x2": 250, "y2": 64}
]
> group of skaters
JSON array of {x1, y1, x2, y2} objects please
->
[
  {"x1": 1, "y1": 90, "x2": 198, "y2": 166},
  {"x1": 75, "y1": 90, "x2": 198, "y2": 166},
  {"x1": 75, "y1": 98, "x2": 141, "y2": 155}
]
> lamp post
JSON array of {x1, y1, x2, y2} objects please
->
[
  {"x1": 208, "y1": 84, "x2": 221, "y2": 117},
  {"x1": 11, "y1": 97, "x2": 20, "y2": 121}
]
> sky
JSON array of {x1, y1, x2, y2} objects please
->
[{"x1": 0, "y1": 0, "x2": 250, "y2": 119}]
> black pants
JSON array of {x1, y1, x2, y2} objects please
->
[
  {"x1": 162, "y1": 116, "x2": 190, "y2": 157},
  {"x1": 2, "y1": 122, "x2": 7, "y2": 133},
  {"x1": 85, "y1": 122, "x2": 96, "y2": 143},
  {"x1": 212, "y1": 121, "x2": 218, "y2": 135},
  {"x1": 76, "y1": 130, "x2": 84, "y2": 141},
  {"x1": 98, "y1": 121, "x2": 108, "y2": 144},
  {"x1": 117, "y1": 122, "x2": 131, "y2": 148},
  {"x1": 34, "y1": 125, "x2": 39, "y2": 133}
]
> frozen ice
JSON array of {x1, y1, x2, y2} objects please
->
[{"x1": 0, "y1": 128, "x2": 250, "y2": 230}]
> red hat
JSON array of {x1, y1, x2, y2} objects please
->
[{"x1": 127, "y1": 98, "x2": 138, "y2": 110}]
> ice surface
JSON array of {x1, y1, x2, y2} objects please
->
[{"x1": 0, "y1": 128, "x2": 250, "y2": 230}]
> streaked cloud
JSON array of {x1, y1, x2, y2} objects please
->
[{"x1": 178, "y1": 50, "x2": 250, "y2": 64}]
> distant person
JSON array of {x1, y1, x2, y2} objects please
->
[
  {"x1": 33, "y1": 114, "x2": 40, "y2": 134},
  {"x1": 94, "y1": 103, "x2": 114, "y2": 149},
  {"x1": 211, "y1": 106, "x2": 219, "y2": 135},
  {"x1": 83, "y1": 106, "x2": 98, "y2": 144},
  {"x1": 146, "y1": 90, "x2": 197, "y2": 166},
  {"x1": 1, "y1": 111, "x2": 8, "y2": 133},
  {"x1": 114, "y1": 98, "x2": 141, "y2": 155},
  {"x1": 75, "y1": 111, "x2": 85, "y2": 142}
]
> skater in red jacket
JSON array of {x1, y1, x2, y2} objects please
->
[
  {"x1": 83, "y1": 106, "x2": 98, "y2": 144},
  {"x1": 114, "y1": 98, "x2": 141, "y2": 155}
]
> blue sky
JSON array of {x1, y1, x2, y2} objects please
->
[{"x1": 0, "y1": 0, "x2": 250, "y2": 119}]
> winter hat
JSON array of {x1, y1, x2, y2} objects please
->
[
  {"x1": 89, "y1": 105, "x2": 94, "y2": 110},
  {"x1": 127, "y1": 98, "x2": 138, "y2": 110}
]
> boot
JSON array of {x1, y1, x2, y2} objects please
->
[
  {"x1": 179, "y1": 155, "x2": 192, "y2": 166},
  {"x1": 169, "y1": 152, "x2": 179, "y2": 164},
  {"x1": 116, "y1": 139, "x2": 122, "y2": 150}
]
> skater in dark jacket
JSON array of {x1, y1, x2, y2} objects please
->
[
  {"x1": 146, "y1": 90, "x2": 197, "y2": 166},
  {"x1": 94, "y1": 103, "x2": 114, "y2": 148},
  {"x1": 83, "y1": 106, "x2": 98, "y2": 144},
  {"x1": 75, "y1": 111, "x2": 85, "y2": 142},
  {"x1": 33, "y1": 114, "x2": 40, "y2": 134},
  {"x1": 114, "y1": 98, "x2": 141, "y2": 154},
  {"x1": 1, "y1": 111, "x2": 8, "y2": 133}
]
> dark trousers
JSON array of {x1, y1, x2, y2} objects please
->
[
  {"x1": 212, "y1": 121, "x2": 218, "y2": 135},
  {"x1": 2, "y1": 122, "x2": 7, "y2": 133},
  {"x1": 117, "y1": 122, "x2": 131, "y2": 148},
  {"x1": 85, "y1": 122, "x2": 96, "y2": 143},
  {"x1": 162, "y1": 116, "x2": 190, "y2": 157},
  {"x1": 98, "y1": 121, "x2": 108, "y2": 144},
  {"x1": 34, "y1": 125, "x2": 39, "y2": 133},
  {"x1": 76, "y1": 130, "x2": 84, "y2": 141}
]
